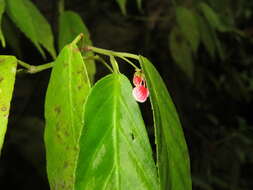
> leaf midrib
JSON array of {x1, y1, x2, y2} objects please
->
[{"x1": 113, "y1": 75, "x2": 120, "y2": 190}]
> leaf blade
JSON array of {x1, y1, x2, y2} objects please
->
[
  {"x1": 44, "y1": 42, "x2": 90, "y2": 189},
  {"x1": 140, "y1": 57, "x2": 192, "y2": 190},
  {"x1": 23, "y1": 0, "x2": 56, "y2": 58},
  {"x1": 169, "y1": 26, "x2": 194, "y2": 79},
  {"x1": 0, "y1": 56, "x2": 17, "y2": 153},
  {"x1": 0, "y1": 0, "x2": 6, "y2": 47},
  {"x1": 6, "y1": 0, "x2": 56, "y2": 58},
  {"x1": 116, "y1": 0, "x2": 127, "y2": 15},
  {"x1": 198, "y1": 2, "x2": 229, "y2": 32},
  {"x1": 176, "y1": 7, "x2": 200, "y2": 52},
  {"x1": 75, "y1": 74, "x2": 159, "y2": 190},
  {"x1": 59, "y1": 11, "x2": 96, "y2": 83},
  {"x1": 196, "y1": 14, "x2": 216, "y2": 58}
]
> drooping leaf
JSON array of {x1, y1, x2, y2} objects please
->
[
  {"x1": 140, "y1": 56, "x2": 192, "y2": 190},
  {"x1": 75, "y1": 74, "x2": 159, "y2": 190},
  {"x1": 116, "y1": 0, "x2": 127, "y2": 15},
  {"x1": 2, "y1": 16, "x2": 22, "y2": 57},
  {"x1": 198, "y1": 2, "x2": 229, "y2": 32},
  {"x1": 23, "y1": 0, "x2": 56, "y2": 58},
  {"x1": 169, "y1": 26, "x2": 194, "y2": 79},
  {"x1": 44, "y1": 40, "x2": 91, "y2": 189},
  {"x1": 196, "y1": 14, "x2": 216, "y2": 58},
  {"x1": 6, "y1": 0, "x2": 56, "y2": 58},
  {"x1": 176, "y1": 7, "x2": 200, "y2": 52},
  {"x1": 0, "y1": 0, "x2": 5, "y2": 47},
  {"x1": 59, "y1": 11, "x2": 96, "y2": 83},
  {"x1": 0, "y1": 56, "x2": 17, "y2": 153}
]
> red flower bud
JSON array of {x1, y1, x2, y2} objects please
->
[{"x1": 133, "y1": 75, "x2": 143, "y2": 86}]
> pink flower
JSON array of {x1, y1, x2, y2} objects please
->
[
  {"x1": 133, "y1": 75, "x2": 143, "y2": 86},
  {"x1": 132, "y1": 85, "x2": 149, "y2": 103},
  {"x1": 132, "y1": 71, "x2": 149, "y2": 103}
]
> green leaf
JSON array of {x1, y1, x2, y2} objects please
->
[
  {"x1": 0, "y1": 0, "x2": 5, "y2": 47},
  {"x1": 140, "y1": 56, "x2": 192, "y2": 190},
  {"x1": 59, "y1": 11, "x2": 96, "y2": 83},
  {"x1": 169, "y1": 26, "x2": 194, "y2": 79},
  {"x1": 44, "y1": 41, "x2": 91, "y2": 189},
  {"x1": 116, "y1": 0, "x2": 127, "y2": 15},
  {"x1": 0, "y1": 56, "x2": 17, "y2": 153},
  {"x1": 6, "y1": 0, "x2": 56, "y2": 58},
  {"x1": 196, "y1": 14, "x2": 216, "y2": 58},
  {"x1": 198, "y1": 2, "x2": 229, "y2": 32},
  {"x1": 75, "y1": 74, "x2": 159, "y2": 190},
  {"x1": 136, "y1": 0, "x2": 142, "y2": 11},
  {"x1": 176, "y1": 7, "x2": 200, "y2": 52},
  {"x1": 2, "y1": 16, "x2": 22, "y2": 57}
]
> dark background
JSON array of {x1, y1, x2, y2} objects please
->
[{"x1": 0, "y1": 0, "x2": 253, "y2": 189}]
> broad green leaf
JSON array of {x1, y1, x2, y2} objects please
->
[
  {"x1": 44, "y1": 41, "x2": 90, "y2": 189},
  {"x1": 176, "y1": 7, "x2": 200, "y2": 52},
  {"x1": 140, "y1": 56, "x2": 192, "y2": 190},
  {"x1": 6, "y1": 0, "x2": 56, "y2": 58},
  {"x1": 0, "y1": 0, "x2": 5, "y2": 47},
  {"x1": 75, "y1": 74, "x2": 159, "y2": 190},
  {"x1": 169, "y1": 26, "x2": 194, "y2": 79},
  {"x1": 198, "y1": 2, "x2": 229, "y2": 32},
  {"x1": 116, "y1": 0, "x2": 127, "y2": 15},
  {"x1": 0, "y1": 56, "x2": 17, "y2": 153},
  {"x1": 196, "y1": 14, "x2": 216, "y2": 58},
  {"x1": 59, "y1": 11, "x2": 96, "y2": 83}
]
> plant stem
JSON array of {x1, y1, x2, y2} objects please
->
[
  {"x1": 72, "y1": 33, "x2": 84, "y2": 45},
  {"x1": 117, "y1": 56, "x2": 140, "y2": 71},
  {"x1": 17, "y1": 60, "x2": 54, "y2": 74},
  {"x1": 87, "y1": 46, "x2": 140, "y2": 62},
  {"x1": 84, "y1": 55, "x2": 113, "y2": 72},
  {"x1": 110, "y1": 56, "x2": 120, "y2": 73}
]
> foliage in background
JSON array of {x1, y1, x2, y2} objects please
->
[
  {"x1": 0, "y1": 0, "x2": 253, "y2": 190},
  {"x1": 0, "y1": 0, "x2": 193, "y2": 190}
]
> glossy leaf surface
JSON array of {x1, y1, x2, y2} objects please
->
[
  {"x1": 6, "y1": 0, "x2": 56, "y2": 58},
  {"x1": 44, "y1": 41, "x2": 90, "y2": 189},
  {"x1": 59, "y1": 11, "x2": 96, "y2": 83},
  {"x1": 176, "y1": 7, "x2": 200, "y2": 52},
  {"x1": 140, "y1": 56, "x2": 192, "y2": 190},
  {"x1": 0, "y1": 0, "x2": 5, "y2": 47},
  {"x1": 0, "y1": 56, "x2": 17, "y2": 153},
  {"x1": 75, "y1": 74, "x2": 159, "y2": 190},
  {"x1": 169, "y1": 26, "x2": 194, "y2": 79}
]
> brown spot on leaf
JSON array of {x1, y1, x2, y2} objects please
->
[
  {"x1": 0, "y1": 58, "x2": 5, "y2": 63},
  {"x1": 76, "y1": 70, "x2": 83, "y2": 74},
  {"x1": 77, "y1": 85, "x2": 82, "y2": 90},
  {"x1": 54, "y1": 106, "x2": 61, "y2": 114},
  {"x1": 1, "y1": 106, "x2": 7, "y2": 112},
  {"x1": 0, "y1": 77, "x2": 4, "y2": 83},
  {"x1": 74, "y1": 145, "x2": 79, "y2": 152},
  {"x1": 63, "y1": 161, "x2": 69, "y2": 169},
  {"x1": 64, "y1": 130, "x2": 70, "y2": 137}
]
